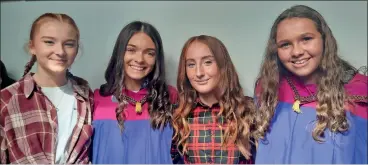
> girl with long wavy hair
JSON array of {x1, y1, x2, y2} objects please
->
[
  {"x1": 172, "y1": 35, "x2": 255, "y2": 164},
  {"x1": 253, "y1": 5, "x2": 367, "y2": 164},
  {"x1": 91, "y1": 21, "x2": 178, "y2": 164}
]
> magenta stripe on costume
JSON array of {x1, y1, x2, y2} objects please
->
[
  {"x1": 277, "y1": 74, "x2": 367, "y2": 119},
  {"x1": 93, "y1": 90, "x2": 151, "y2": 121}
]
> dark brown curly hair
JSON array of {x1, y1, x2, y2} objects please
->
[{"x1": 99, "y1": 21, "x2": 174, "y2": 130}]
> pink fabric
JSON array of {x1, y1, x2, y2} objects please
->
[
  {"x1": 277, "y1": 73, "x2": 367, "y2": 119},
  {"x1": 93, "y1": 85, "x2": 178, "y2": 121}
]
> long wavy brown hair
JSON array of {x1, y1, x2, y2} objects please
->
[
  {"x1": 253, "y1": 5, "x2": 357, "y2": 142},
  {"x1": 172, "y1": 35, "x2": 255, "y2": 159}
]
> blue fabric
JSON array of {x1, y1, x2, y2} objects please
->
[
  {"x1": 255, "y1": 101, "x2": 368, "y2": 164},
  {"x1": 92, "y1": 119, "x2": 174, "y2": 164}
]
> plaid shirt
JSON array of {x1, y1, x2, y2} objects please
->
[
  {"x1": 0, "y1": 73, "x2": 93, "y2": 164},
  {"x1": 174, "y1": 98, "x2": 253, "y2": 164}
]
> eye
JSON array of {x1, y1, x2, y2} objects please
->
[
  {"x1": 65, "y1": 42, "x2": 76, "y2": 47},
  {"x1": 302, "y1": 37, "x2": 312, "y2": 42},
  {"x1": 43, "y1": 40, "x2": 54, "y2": 45},
  {"x1": 186, "y1": 63, "x2": 195, "y2": 68},
  {"x1": 204, "y1": 60, "x2": 213, "y2": 65},
  {"x1": 126, "y1": 48, "x2": 135, "y2": 53},
  {"x1": 148, "y1": 51, "x2": 156, "y2": 56},
  {"x1": 279, "y1": 42, "x2": 290, "y2": 49}
]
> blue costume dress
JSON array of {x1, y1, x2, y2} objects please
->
[
  {"x1": 91, "y1": 86, "x2": 178, "y2": 163},
  {"x1": 255, "y1": 74, "x2": 367, "y2": 164}
]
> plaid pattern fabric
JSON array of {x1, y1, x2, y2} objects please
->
[
  {"x1": 179, "y1": 99, "x2": 251, "y2": 164},
  {"x1": 0, "y1": 73, "x2": 93, "y2": 164}
]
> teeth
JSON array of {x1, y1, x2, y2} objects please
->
[
  {"x1": 130, "y1": 65, "x2": 144, "y2": 71},
  {"x1": 294, "y1": 59, "x2": 308, "y2": 64}
]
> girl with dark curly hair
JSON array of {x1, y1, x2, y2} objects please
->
[{"x1": 91, "y1": 21, "x2": 178, "y2": 164}]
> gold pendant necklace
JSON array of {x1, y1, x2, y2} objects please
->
[
  {"x1": 122, "y1": 94, "x2": 148, "y2": 114},
  {"x1": 285, "y1": 76, "x2": 317, "y2": 114}
]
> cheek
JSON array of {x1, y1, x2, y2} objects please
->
[
  {"x1": 277, "y1": 50, "x2": 290, "y2": 63},
  {"x1": 207, "y1": 64, "x2": 220, "y2": 77},
  {"x1": 66, "y1": 49, "x2": 78, "y2": 59},
  {"x1": 123, "y1": 54, "x2": 132, "y2": 64},
  {"x1": 186, "y1": 69, "x2": 195, "y2": 80},
  {"x1": 310, "y1": 41, "x2": 324, "y2": 57},
  {"x1": 147, "y1": 56, "x2": 156, "y2": 67}
]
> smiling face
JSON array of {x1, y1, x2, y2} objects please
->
[
  {"x1": 123, "y1": 32, "x2": 156, "y2": 85},
  {"x1": 276, "y1": 17, "x2": 324, "y2": 83},
  {"x1": 185, "y1": 41, "x2": 220, "y2": 95},
  {"x1": 29, "y1": 20, "x2": 79, "y2": 75}
]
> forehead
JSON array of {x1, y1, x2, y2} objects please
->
[
  {"x1": 276, "y1": 18, "x2": 319, "y2": 40},
  {"x1": 185, "y1": 41, "x2": 213, "y2": 60},
  {"x1": 128, "y1": 32, "x2": 155, "y2": 49},
  {"x1": 36, "y1": 20, "x2": 78, "y2": 40}
]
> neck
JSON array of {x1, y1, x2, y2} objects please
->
[
  {"x1": 299, "y1": 72, "x2": 319, "y2": 85},
  {"x1": 33, "y1": 69, "x2": 68, "y2": 87},
  {"x1": 198, "y1": 92, "x2": 218, "y2": 107},
  {"x1": 124, "y1": 77, "x2": 142, "y2": 91}
]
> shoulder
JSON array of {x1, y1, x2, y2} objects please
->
[
  {"x1": 1, "y1": 78, "x2": 26, "y2": 105},
  {"x1": 167, "y1": 85, "x2": 179, "y2": 104},
  {"x1": 254, "y1": 78, "x2": 262, "y2": 98},
  {"x1": 344, "y1": 73, "x2": 367, "y2": 119},
  {"x1": 1, "y1": 81, "x2": 21, "y2": 100},
  {"x1": 92, "y1": 88, "x2": 112, "y2": 106},
  {"x1": 70, "y1": 75, "x2": 90, "y2": 89},
  {"x1": 345, "y1": 73, "x2": 367, "y2": 102},
  {"x1": 92, "y1": 88, "x2": 117, "y2": 120},
  {"x1": 70, "y1": 75, "x2": 94, "y2": 100},
  {"x1": 1, "y1": 80, "x2": 26, "y2": 117}
]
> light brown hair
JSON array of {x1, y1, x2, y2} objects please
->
[
  {"x1": 254, "y1": 5, "x2": 357, "y2": 142},
  {"x1": 23, "y1": 13, "x2": 80, "y2": 76},
  {"x1": 173, "y1": 35, "x2": 255, "y2": 159}
]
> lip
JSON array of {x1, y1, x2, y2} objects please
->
[
  {"x1": 129, "y1": 65, "x2": 146, "y2": 71},
  {"x1": 291, "y1": 57, "x2": 311, "y2": 68},
  {"x1": 50, "y1": 59, "x2": 67, "y2": 63},
  {"x1": 195, "y1": 79, "x2": 209, "y2": 85}
]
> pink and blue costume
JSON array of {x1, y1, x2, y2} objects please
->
[
  {"x1": 91, "y1": 86, "x2": 178, "y2": 164},
  {"x1": 255, "y1": 73, "x2": 367, "y2": 164}
]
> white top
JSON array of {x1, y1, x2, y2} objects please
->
[{"x1": 41, "y1": 80, "x2": 78, "y2": 163}]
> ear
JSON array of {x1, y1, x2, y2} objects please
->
[{"x1": 28, "y1": 40, "x2": 36, "y2": 55}]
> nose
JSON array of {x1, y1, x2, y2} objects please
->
[
  {"x1": 195, "y1": 64, "x2": 204, "y2": 78},
  {"x1": 134, "y1": 51, "x2": 144, "y2": 63},
  {"x1": 55, "y1": 43, "x2": 66, "y2": 56},
  {"x1": 291, "y1": 43, "x2": 304, "y2": 57}
]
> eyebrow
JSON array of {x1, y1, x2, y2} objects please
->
[
  {"x1": 201, "y1": 55, "x2": 214, "y2": 59},
  {"x1": 127, "y1": 44, "x2": 155, "y2": 51},
  {"x1": 186, "y1": 55, "x2": 214, "y2": 62},
  {"x1": 41, "y1": 36, "x2": 56, "y2": 40},
  {"x1": 41, "y1": 36, "x2": 77, "y2": 42},
  {"x1": 277, "y1": 32, "x2": 315, "y2": 44}
]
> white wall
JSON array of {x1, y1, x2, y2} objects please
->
[{"x1": 1, "y1": 1, "x2": 366, "y2": 96}]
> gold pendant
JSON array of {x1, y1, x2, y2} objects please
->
[
  {"x1": 135, "y1": 102, "x2": 142, "y2": 113},
  {"x1": 292, "y1": 100, "x2": 302, "y2": 114}
]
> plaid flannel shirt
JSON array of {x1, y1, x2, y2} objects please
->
[
  {"x1": 172, "y1": 98, "x2": 253, "y2": 164},
  {"x1": 0, "y1": 73, "x2": 93, "y2": 164}
]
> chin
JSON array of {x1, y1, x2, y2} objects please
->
[
  {"x1": 126, "y1": 73, "x2": 146, "y2": 81},
  {"x1": 49, "y1": 67, "x2": 68, "y2": 73},
  {"x1": 194, "y1": 87, "x2": 214, "y2": 95}
]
